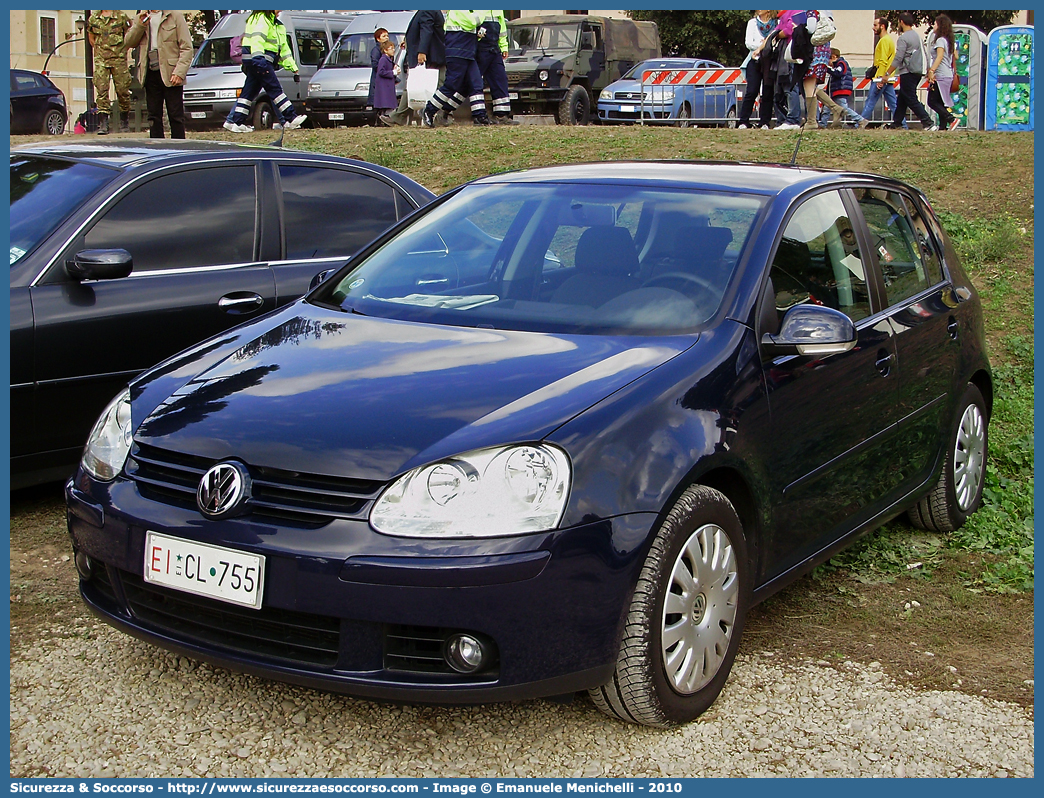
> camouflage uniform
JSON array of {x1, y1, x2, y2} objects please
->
[{"x1": 88, "y1": 11, "x2": 132, "y2": 116}]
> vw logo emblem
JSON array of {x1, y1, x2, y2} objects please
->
[{"x1": 197, "y1": 462, "x2": 250, "y2": 518}]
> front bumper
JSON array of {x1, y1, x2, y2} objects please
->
[
  {"x1": 596, "y1": 102, "x2": 674, "y2": 122},
  {"x1": 304, "y1": 96, "x2": 374, "y2": 126},
  {"x1": 67, "y1": 472, "x2": 657, "y2": 703}
]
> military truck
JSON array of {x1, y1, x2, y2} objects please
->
[{"x1": 505, "y1": 15, "x2": 660, "y2": 125}]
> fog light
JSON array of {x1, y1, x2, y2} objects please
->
[
  {"x1": 444, "y1": 633, "x2": 487, "y2": 673},
  {"x1": 74, "y1": 551, "x2": 94, "y2": 580}
]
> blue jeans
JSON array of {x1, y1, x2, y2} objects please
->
[
  {"x1": 834, "y1": 96, "x2": 865, "y2": 124},
  {"x1": 785, "y1": 63, "x2": 808, "y2": 124},
  {"x1": 862, "y1": 79, "x2": 906, "y2": 128}
]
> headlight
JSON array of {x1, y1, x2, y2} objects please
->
[
  {"x1": 218, "y1": 89, "x2": 239, "y2": 99},
  {"x1": 538, "y1": 69, "x2": 549, "y2": 81},
  {"x1": 81, "y1": 389, "x2": 134, "y2": 482},
  {"x1": 355, "y1": 82, "x2": 369, "y2": 91},
  {"x1": 656, "y1": 88, "x2": 675, "y2": 101},
  {"x1": 370, "y1": 444, "x2": 571, "y2": 538},
  {"x1": 599, "y1": 89, "x2": 612, "y2": 100},
  {"x1": 309, "y1": 84, "x2": 321, "y2": 93}
]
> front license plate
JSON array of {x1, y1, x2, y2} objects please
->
[
  {"x1": 143, "y1": 531, "x2": 265, "y2": 609},
  {"x1": 619, "y1": 105, "x2": 638, "y2": 113},
  {"x1": 190, "y1": 111, "x2": 207, "y2": 119},
  {"x1": 508, "y1": 92, "x2": 518, "y2": 100},
  {"x1": 328, "y1": 112, "x2": 345, "y2": 120}
]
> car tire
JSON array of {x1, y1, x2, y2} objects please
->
[
  {"x1": 675, "y1": 102, "x2": 693, "y2": 128},
  {"x1": 589, "y1": 484, "x2": 749, "y2": 727},
  {"x1": 558, "y1": 85, "x2": 590, "y2": 126},
  {"x1": 42, "y1": 109, "x2": 66, "y2": 135},
  {"x1": 724, "y1": 106, "x2": 737, "y2": 129},
  {"x1": 908, "y1": 383, "x2": 989, "y2": 532},
  {"x1": 253, "y1": 100, "x2": 275, "y2": 130}
]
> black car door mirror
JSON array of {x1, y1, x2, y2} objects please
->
[
  {"x1": 310, "y1": 268, "x2": 342, "y2": 291},
  {"x1": 761, "y1": 304, "x2": 857, "y2": 357},
  {"x1": 67, "y1": 249, "x2": 133, "y2": 281}
]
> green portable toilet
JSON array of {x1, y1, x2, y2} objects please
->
[{"x1": 952, "y1": 25, "x2": 987, "y2": 130}]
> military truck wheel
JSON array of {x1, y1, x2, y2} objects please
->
[
  {"x1": 253, "y1": 100, "x2": 275, "y2": 130},
  {"x1": 558, "y1": 85, "x2": 591, "y2": 126}
]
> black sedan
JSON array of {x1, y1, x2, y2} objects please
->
[
  {"x1": 68, "y1": 162, "x2": 990, "y2": 726},
  {"x1": 11, "y1": 140, "x2": 434, "y2": 488},
  {"x1": 10, "y1": 69, "x2": 67, "y2": 135}
]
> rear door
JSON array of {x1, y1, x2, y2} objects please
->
[
  {"x1": 31, "y1": 162, "x2": 275, "y2": 458},
  {"x1": 267, "y1": 161, "x2": 408, "y2": 303}
]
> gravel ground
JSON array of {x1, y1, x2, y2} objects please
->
[{"x1": 10, "y1": 620, "x2": 1033, "y2": 778}]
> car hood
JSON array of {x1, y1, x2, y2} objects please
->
[{"x1": 132, "y1": 303, "x2": 695, "y2": 482}]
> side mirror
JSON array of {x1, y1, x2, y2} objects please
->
[
  {"x1": 308, "y1": 268, "x2": 335, "y2": 291},
  {"x1": 761, "y1": 304, "x2": 856, "y2": 357},
  {"x1": 67, "y1": 249, "x2": 133, "y2": 281}
]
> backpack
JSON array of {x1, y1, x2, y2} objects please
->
[{"x1": 809, "y1": 12, "x2": 836, "y2": 46}]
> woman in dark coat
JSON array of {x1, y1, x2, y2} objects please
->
[{"x1": 373, "y1": 40, "x2": 399, "y2": 116}]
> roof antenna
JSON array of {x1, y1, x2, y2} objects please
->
[{"x1": 789, "y1": 124, "x2": 804, "y2": 165}]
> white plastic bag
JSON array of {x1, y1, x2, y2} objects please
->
[{"x1": 407, "y1": 64, "x2": 438, "y2": 111}]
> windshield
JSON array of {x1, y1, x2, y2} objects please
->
[
  {"x1": 509, "y1": 24, "x2": 579, "y2": 54},
  {"x1": 315, "y1": 183, "x2": 764, "y2": 335},
  {"x1": 10, "y1": 156, "x2": 118, "y2": 266},
  {"x1": 624, "y1": 60, "x2": 699, "y2": 80},
  {"x1": 193, "y1": 36, "x2": 239, "y2": 68},
  {"x1": 324, "y1": 32, "x2": 397, "y2": 67}
]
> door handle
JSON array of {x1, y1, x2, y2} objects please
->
[
  {"x1": 218, "y1": 292, "x2": 264, "y2": 313},
  {"x1": 947, "y1": 317, "x2": 959, "y2": 340},
  {"x1": 875, "y1": 350, "x2": 893, "y2": 377}
]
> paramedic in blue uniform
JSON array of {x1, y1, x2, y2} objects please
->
[
  {"x1": 421, "y1": 10, "x2": 491, "y2": 127},
  {"x1": 477, "y1": 10, "x2": 515, "y2": 124},
  {"x1": 223, "y1": 10, "x2": 306, "y2": 132}
]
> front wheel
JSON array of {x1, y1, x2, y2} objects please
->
[
  {"x1": 674, "y1": 102, "x2": 693, "y2": 128},
  {"x1": 590, "y1": 485, "x2": 749, "y2": 727},
  {"x1": 557, "y1": 85, "x2": 591, "y2": 126},
  {"x1": 723, "y1": 106, "x2": 737, "y2": 129},
  {"x1": 908, "y1": 383, "x2": 989, "y2": 532}
]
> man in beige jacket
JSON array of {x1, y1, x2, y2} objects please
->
[{"x1": 125, "y1": 10, "x2": 193, "y2": 138}]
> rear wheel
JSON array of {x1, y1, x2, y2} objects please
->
[
  {"x1": 557, "y1": 85, "x2": 591, "y2": 126},
  {"x1": 252, "y1": 100, "x2": 275, "y2": 130},
  {"x1": 42, "y1": 108, "x2": 65, "y2": 135},
  {"x1": 589, "y1": 485, "x2": 749, "y2": 727},
  {"x1": 908, "y1": 383, "x2": 988, "y2": 532}
]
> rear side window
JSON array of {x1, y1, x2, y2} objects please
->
[
  {"x1": 279, "y1": 165, "x2": 398, "y2": 260},
  {"x1": 854, "y1": 188, "x2": 936, "y2": 307},
  {"x1": 295, "y1": 29, "x2": 329, "y2": 66},
  {"x1": 84, "y1": 166, "x2": 257, "y2": 272},
  {"x1": 769, "y1": 190, "x2": 871, "y2": 323}
]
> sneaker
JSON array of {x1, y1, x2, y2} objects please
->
[
  {"x1": 284, "y1": 114, "x2": 307, "y2": 130},
  {"x1": 472, "y1": 115, "x2": 492, "y2": 126},
  {"x1": 224, "y1": 121, "x2": 254, "y2": 133},
  {"x1": 736, "y1": 123, "x2": 748, "y2": 129},
  {"x1": 421, "y1": 106, "x2": 436, "y2": 128},
  {"x1": 924, "y1": 124, "x2": 939, "y2": 132},
  {"x1": 271, "y1": 122, "x2": 283, "y2": 130},
  {"x1": 223, "y1": 120, "x2": 238, "y2": 132},
  {"x1": 947, "y1": 117, "x2": 961, "y2": 131},
  {"x1": 775, "y1": 122, "x2": 800, "y2": 130}
]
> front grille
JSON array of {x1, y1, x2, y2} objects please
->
[
  {"x1": 184, "y1": 90, "x2": 219, "y2": 100},
  {"x1": 120, "y1": 571, "x2": 341, "y2": 667},
  {"x1": 126, "y1": 442, "x2": 385, "y2": 526},
  {"x1": 614, "y1": 91, "x2": 646, "y2": 101},
  {"x1": 506, "y1": 71, "x2": 540, "y2": 89},
  {"x1": 306, "y1": 97, "x2": 369, "y2": 112}
]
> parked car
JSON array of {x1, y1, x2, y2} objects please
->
[
  {"x1": 305, "y1": 11, "x2": 414, "y2": 127},
  {"x1": 68, "y1": 162, "x2": 990, "y2": 727},
  {"x1": 505, "y1": 15, "x2": 660, "y2": 125},
  {"x1": 183, "y1": 11, "x2": 357, "y2": 130},
  {"x1": 10, "y1": 140, "x2": 434, "y2": 489},
  {"x1": 10, "y1": 69, "x2": 67, "y2": 135},
  {"x1": 597, "y1": 58, "x2": 738, "y2": 127}
]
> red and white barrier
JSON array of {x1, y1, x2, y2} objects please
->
[{"x1": 642, "y1": 68, "x2": 745, "y2": 86}]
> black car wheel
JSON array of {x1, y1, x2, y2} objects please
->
[
  {"x1": 42, "y1": 108, "x2": 66, "y2": 135},
  {"x1": 590, "y1": 485, "x2": 749, "y2": 727},
  {"x1": 908, "y1": 383, "x2": 989, "y2": 532},
  {"x1": 557, "y1": 85, "x2": 590, "y2": 126},
  {"x1": 253, "y1": 100, "x2": 275, "y2": 130}
]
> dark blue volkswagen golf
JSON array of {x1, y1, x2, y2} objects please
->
[{"x1": 67, "y1": 162, "x2": 991, "y2": 726}]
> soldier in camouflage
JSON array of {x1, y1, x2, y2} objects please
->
[{"x1": 87, "y1": 10, "x2": 133, "y2": 134}]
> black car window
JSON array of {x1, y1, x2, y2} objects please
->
[
  {"x1": 84, "y1": 166, "x2": 256, "y2": 272},
  {"x1": 278, "y1": 165, "x2": 398, "y2": 260},
  {"x1": 295, "y1": 29, "x2": 328, "y2": 66},
  {"x1": 902, "y1": 196, "x2": 945, "y2": 288},
  {"x1": 10, "y1": 156, "x2": 119, "y2": 267},
  {"x1": 854, "y1": 187, "x2": 934, "y2": 307},
  {"x1": 769, "y1": 190, "x2": 871, "y2": 323}
]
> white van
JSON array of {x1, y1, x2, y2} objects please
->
[
  {"x1": 305, "y1": 10, "x2": 415, "y2": 127},
  {"x1": 183, "y1": 11, "x2": 358, "y2": 129}
]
